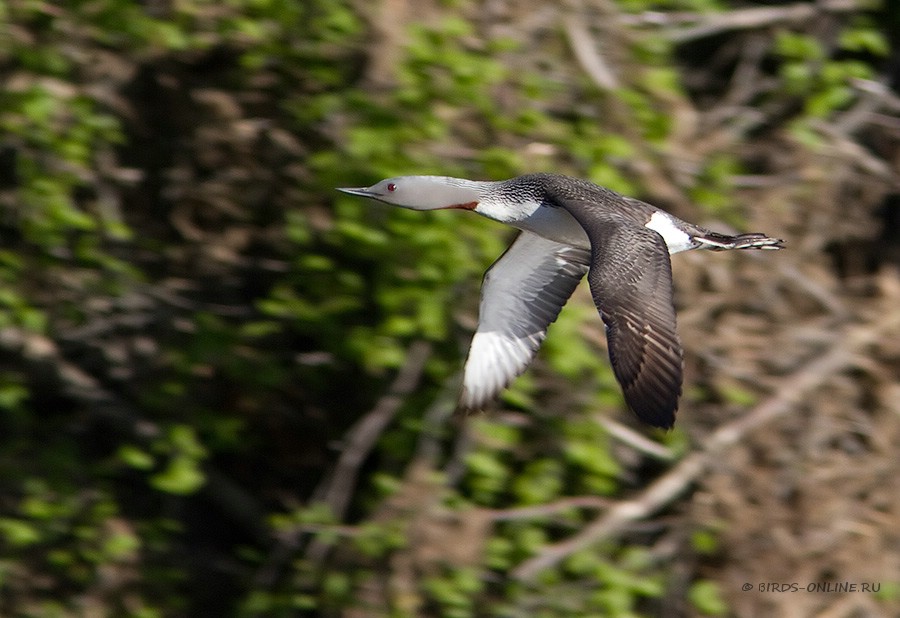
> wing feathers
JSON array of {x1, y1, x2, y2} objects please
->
[
  {"x1": 547, "y1": 192, "x2": 684, "y2": 428},
  {"x1": 462, "y1": 188, "x2": 686, "y2": 428},
  {"x1": 460, "y1": 233, "x2": 588, "y2": 409}
]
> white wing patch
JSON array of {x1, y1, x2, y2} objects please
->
[
  {"x1": 459, "y1": 232, "x2": 589, "y2": 409},
  {"x1": 645, "y1": 211, "x2": 695, "y2": 254},
  {"x1": 460, "y1": 332, "x2": 538, "y2": 407}
]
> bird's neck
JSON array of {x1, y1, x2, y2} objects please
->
[
  {"x1": 461, "y1": 178, "x2": 543, "y2": 224},
  {"x1": 430, "y1": 175, "x2": 588, "y2": 248},
  {"x1": 474, "y1": 196, "x2": 543, "y2": 223}
]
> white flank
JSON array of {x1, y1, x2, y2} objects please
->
[{"x1": 645, "y1": 211, "x2": 694, "y2": 254}]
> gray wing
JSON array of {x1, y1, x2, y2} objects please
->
[
  {"x1": 553, "y1": 199, "x2": 683, "y2": 428},
  {"x1": 460, "y1": 232, "x2": 589, "y2": 409}
]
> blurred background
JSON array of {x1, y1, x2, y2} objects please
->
[{"x1": 0, "y1": 0, "x2": 898, "y2": 616}]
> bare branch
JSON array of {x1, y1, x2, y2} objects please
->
[
  {"x1": 271, "y1": 341, "x2": 432, "y2": 579},
  {"x1": 512, "y1": 313, "x2": 900, "y2": 581},
  {"x1": 597, "y1": 416, "x2": 676, "y2": 461},
  {"x1": 0, "y1": 327, "x2": 159, "y2": 437},
  {"x1": 317, "y1": 340, "x2": 433, "y2": 520},
  {"x1": 563, "y1": 13, "x2": 619, "y2": 91},
  {"x1": 620, "y1": 0, "x2": 867, "y2": 43}
]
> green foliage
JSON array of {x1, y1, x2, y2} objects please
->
[
  {"x1": 688, "y1": 579, "x2": 728, "y2": 616},
  {"x1": 690, "y1": 527, "x2": 722, "y2": 555},
  {"x1": 718, "y1": 382, "x2": 758, "y2": 407},
  {"x1": 148, "y1": 425, "x2": 208, "y2": 495},
  {"x1": 873, "y1": 581, "x2": 900, "y2": 603},
  {"x1": 617, "y1": 0, "x2": 726, "y2": 14},
  {"x1": 423, "y1": 567, "x2": 483, "y2": 618},
  {"x1": 0, "y1": 0, "x2": 894, "y2": 616},
  {"x1": 513, "y1": 458, "x2": 565, "y2": 505},
  {"x1": 5, "y1": 1, "x2": 667, "y2": 611},
  {"x1": 353, "y1": 521, "x2": 409, "y2": 558},
  {"x1": 503, "y1": 545, "x2": 663, "y2": 616},
  {"x1": 689, "y1": 155, "x2": 744, "y2": 224},
  {"x1": 564, "y1": 419, "x2": 621, "y2": 495},
  {"x1": 464, "y1": 449, "x2": 512, "y2": 505},
  {"x1": 775, "y1": 20, "x2": 889, "y2": 141},
  {"x1": 0, "y1": 478, "x2": 152, "y2": 613}
]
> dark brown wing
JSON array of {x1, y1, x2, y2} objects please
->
[{"x1": 551, "y1": 196, "x2": 683, "y2": 428}]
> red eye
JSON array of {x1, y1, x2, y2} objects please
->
[{"x1": 387, "y1": 183, "x2": 396, "y2": 192}]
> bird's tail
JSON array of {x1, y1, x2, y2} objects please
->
[{"x1": 696, "y1": 231, "x2": 784, "y2": 251}]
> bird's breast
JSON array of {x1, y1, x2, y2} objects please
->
[{"x1": 512, "y1": 205, "x2": 590, "y2": 249}]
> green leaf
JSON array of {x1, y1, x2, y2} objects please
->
[
  {"x1": 691, "y1": 529, "x2": 720, "y2": 555},
  {"x1": 873, "y1": 581, "x2": 900, "y2": 602},
  {"x1": 719, "y1": 384, "x2": 758, "y2": 407},
  {"x1": 689, "y1": 580, "x2": 729, "y2": 616},
  {"x1": 776, "y1": 32, "x2": 824, "y2": 61},
  {"x1": 512, "y1": 459, "x2": 564, "y2": 505},
  {"x1": 118, "y1": 445, "x2": 155, "y2": 471},
  {"x1": 150, "y1": 456, "x2": 206, "y2": 495},
  {"x1": 472, "y1": 418, "x2": 521, "y2": 450},
  {"x1": 167, "y1": 425, "x2": 207, "y2": 460},
  {"x1": 102, "y1": 529, "x2": 141, "y2": 560},
  {"x1": 839, "y1": 25, "x2": 889, "y2": 56},
  {"x1": 0, "y1": 381, "x2": 28, "y2": 410},
  {"x1": 0, "y1": 519, "x2": 41, "y2": 547}
]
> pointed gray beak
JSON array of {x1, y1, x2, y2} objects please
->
[{"x1": 336, "y1": 187, "x2": 382, "y2": 198}]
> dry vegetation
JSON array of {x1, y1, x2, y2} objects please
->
[
  {"x1": 0, "y1": 0, "x2": 898, "y2": 615},
  {"x1": 327, "y1": 1, "x2": 900, "y2": 615}
]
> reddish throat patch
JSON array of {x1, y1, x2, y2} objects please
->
[{"x1": 442, "y1": 201, "x2": 478, "y2": 210}]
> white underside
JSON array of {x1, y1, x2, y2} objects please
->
[
  {"x1": 476, "y1": 199, "x2": 591, "y2": 249},
  {"x1": 479, "y1": 202, "x2": 695, "y2": 255}
]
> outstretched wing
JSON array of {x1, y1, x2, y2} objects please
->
[
  {"x1": 554, "y1": 199, "x2": 683, "y2": 428},
  {"x1": 460, "y1": 232, "x2": 589, "y2": 409}
]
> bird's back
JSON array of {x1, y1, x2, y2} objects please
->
[{"x1": 511, "y1": 174, "x2": 664, "y2": 226}]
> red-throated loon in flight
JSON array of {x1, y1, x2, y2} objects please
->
[{"x1": 337, "y1": 173, "x2": 783, "y2": 428}]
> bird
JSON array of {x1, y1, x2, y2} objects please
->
[{"x1": 337, "y1": 173, "x2": 783, "y2": 428}]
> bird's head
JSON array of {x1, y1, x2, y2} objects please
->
[{"x1": 337, "y1": 176, "x2": 480, "y2": 211}]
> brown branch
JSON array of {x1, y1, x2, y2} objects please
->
[
  {"x1": 562, "y1": 12, "x2": 619, "y2": 91},
  {"x1": 597, "y1": 417, "x2": 676, "y2": 461},
  {"x1": 619, "y1": 0, "x2": 866, "y2": 43},
  {"x1": 810, "y1": 120, "x2": 896, "y2": 182},
  {"x1": 317, "y1": 340, "x2": 433, "y2": 520},
  {"x1": 256, "y1": 341, "x2": 433, "y2": 584},
  {"x1": 413, "y1": 373, "x2": 463, "y2": 465},
  {"x1": 512, "y1": 314, "x2": 899, "y2": 581}
]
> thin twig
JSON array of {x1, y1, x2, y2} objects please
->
[
  {"x1": 811, "y1": 120, "x2": 896, "y2": 182},
  {"x1": 562, "y1": 12, "x2": 619, "y2": 91},
  {"x1": 619, "y1": 0, "x2": 865, "y2": 43},
  {"x1": 597, "y1": 417, "x2": 676, "y2": 461},
  {"x1": 413, "y1": 371, "x2": 463, "y2": 465},
  {"x1": 292, "y1": 341, "x2": 433, "y2": 572},
  {"x1": 512, "y1": 314, "x2": 898, "y2": 581},
  {"x1": 317, "y1": 340, "x2": 433, "y2": 520},
  {"x1": 773, "y1": 262, "x2": 850, "y2": 318}
]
